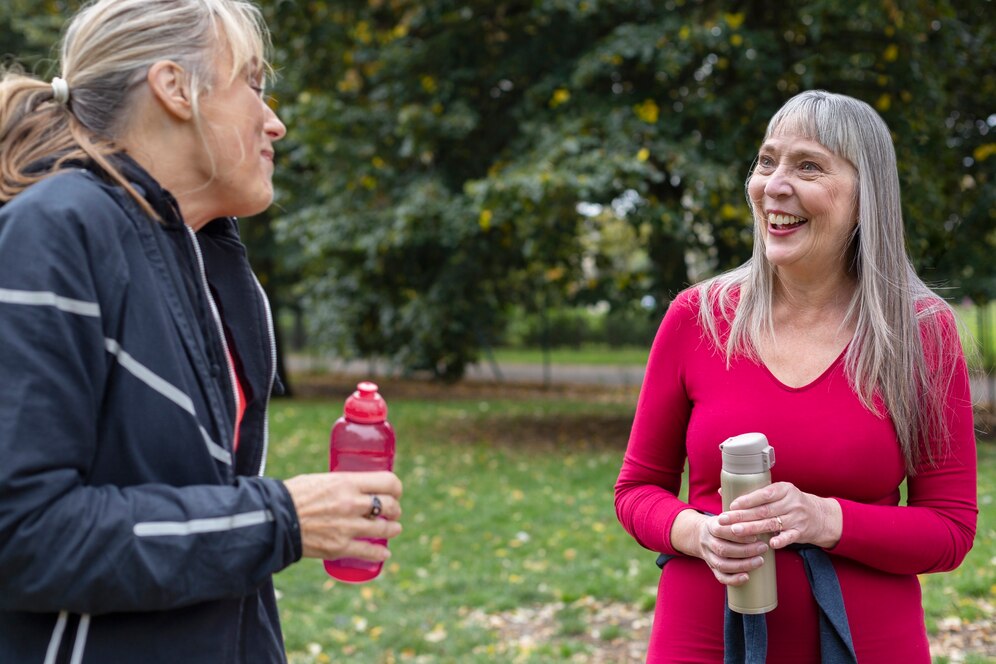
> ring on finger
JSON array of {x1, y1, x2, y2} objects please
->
[
  {"x1": 367, "y1": 495, "x2": 382, "y2": 519},
  {"x1": 775, "y1": 515, "x2": 784, "y2": 532}
]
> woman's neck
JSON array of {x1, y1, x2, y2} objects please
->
[{"x1": 772, "y1": 267, "x2": 857, "y2": 321}]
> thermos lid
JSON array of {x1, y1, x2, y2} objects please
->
[
  {"x1": 344, "y1": 382, "x2": 388, "y2": 423},
  {"x1": 719, "y1": 432, "x2": 775, "y2": 474}
]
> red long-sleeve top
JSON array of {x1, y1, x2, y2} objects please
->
[{"x1": 615, "y1": 288, "x2": 977, "y2": 663}]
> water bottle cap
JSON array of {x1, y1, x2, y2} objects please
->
[
  {"x1": 344, "y1": 381, "x2": 387, "y2": 423},
  {"x1": 719, "y1": 432, "x2": 775, "y2": 474}
]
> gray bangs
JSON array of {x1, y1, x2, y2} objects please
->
[{"x1": 763, "y1": 90, "x2": 861, "y2": 167}]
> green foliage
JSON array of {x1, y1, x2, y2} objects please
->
[
  {"x1": 501, "y1": 304, "x2": 659, "y2": 348},
  {"x1": 262, "y1": 0, "x2": 994, "y2": 378},
  {"x1": 0, "y1": 0, "x2": 74, "y2": 72},
  {"x1": 3, "y1": 1, "x2": 992, "y2": 378}
]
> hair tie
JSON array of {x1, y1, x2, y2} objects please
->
[{"x1": 51, "y1": 77, "x2": 70, "y2": 106}]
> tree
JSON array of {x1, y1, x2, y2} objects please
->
[
  {"x1": 4, "y1": 1, "x2": 993, "y2": 380},
  {"x1": 263, "y1": 0, "x2": 994, "y2": 379}
]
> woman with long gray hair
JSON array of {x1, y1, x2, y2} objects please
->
[
  {"x1": 0, "y1": 1, "x2": 402, "y2": 662},
  {"x1": 615, "y1": 90, "x2": 976, "y2": 663}
]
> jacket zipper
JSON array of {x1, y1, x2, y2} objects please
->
[
  {"x1": 185, "y1": 226, "x2": 239, "y2": 450},
  {"x1": 252, "y1": 273, "x2": 277, "y2": 477}
]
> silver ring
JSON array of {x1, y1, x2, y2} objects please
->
[
  {"x1": 367, "y1": 495, "x2": 382, "y2": 519},
  {"x1": 775, "y1": 515, "x2": 784, "y2": 532}
]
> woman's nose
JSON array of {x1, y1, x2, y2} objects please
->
[
  {"x1": 265, "y1": 105, "x2": 287, "y2": 141},
  {"x1": 763, "y1": 168, "x2": 792, "y2": 198}
]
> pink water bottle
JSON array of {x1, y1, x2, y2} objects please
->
[{"x1": 323, "y1": 382, "x2": 396, "y2": 583}]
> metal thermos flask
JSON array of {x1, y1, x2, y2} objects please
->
[{"x1": 720, "y1": 432, "x2": 777, "y2": 614}]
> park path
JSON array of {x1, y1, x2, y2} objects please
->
[{"x1": 289, "y1": 354, "x2": 994, "y2": 408}]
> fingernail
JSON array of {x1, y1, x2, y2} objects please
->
[{"x1": 753, "y1": 557, "x2": 765, "y2": 567}]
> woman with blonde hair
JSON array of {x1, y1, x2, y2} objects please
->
[
  {"x1": 615, "y1": 90, "x2": 977, "y2": 662},
  {"x1": 0, "y1": 1, "x2": 402, "y2": 662}
]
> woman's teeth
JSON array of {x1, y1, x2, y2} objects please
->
[{"x1": 769, "y1": 213, "x2": 807, "y2": 228}]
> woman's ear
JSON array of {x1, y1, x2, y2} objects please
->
[{"x1": 146, "y1": 60, "x2": 193, "y2": 121}]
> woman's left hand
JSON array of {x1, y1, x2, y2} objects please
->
[{"x1": 717, "y1": 481, "x2": 843, "y2": 550}]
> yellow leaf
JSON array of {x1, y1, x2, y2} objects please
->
[
  {"x1": 353, "y1": 21, "x2": 373, "y2": 45},
  {"x1": 973, "y1": 143, "x2": 996, "y2": 162},
  {"x1": 875, "y1": 93, "x2": 891, "y2": 112},
  {"x1": 634, "y1": 99, "x2": 660, "y2": 124},
  {"x1": 478, "y1": 209, "x2": 493, "y2": 231},
  {"x1": 549, "y1": 87, "x2": 571, "y2": 109},
  {"x1": 337, "y1": 68, "x2": 363, "y2": 94},
  {"x1": 679, "y1": 26, "x2": 690, "y2": 40},
  {"x1": 724, "y1": 12, "x2": 745, "y2": 29},
  {"x1": 359, "y1": 174, "x2": 377, "y2": 190},
  {"x1": 637, "y1": 147, "x2": 650, "y2": 162},
  {"x1": 420, "y1": 75, "x2": 438, "y2": 93},
  {"x1": 721, "y1": 203, "x2": 739, "y2": 220},
  {"x1": 883, "y1": 44, "x2": 899, "y2": 62},
  {"x1": 371, "y1": 156, "x2": 386, "y2": 169},
  {"x1": 730, "y1": 33, "x2": 743, "y2": 47}
]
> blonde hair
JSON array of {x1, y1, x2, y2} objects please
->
[
  {"x1": 697, "y1": 90, "x2": 958, "y2": 474},
  {"x1": 0, "y1": 0, "x2": 271, "y2": 218}
]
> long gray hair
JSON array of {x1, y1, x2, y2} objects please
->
[
  {"x1": 697, "y1": 90, "x2": 956, "y2": 473},
  {"x1": 0, "y1": 0, "x2": 271, "y2": 218}
]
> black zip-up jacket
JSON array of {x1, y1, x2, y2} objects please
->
[{"x1": 0, "y1": 159, "x2": 303, "y2": 663}]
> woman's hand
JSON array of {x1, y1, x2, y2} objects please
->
[
  {"x1": 670, "y1": 509, "x2": 769, "y2": 587},
  {"x1": 283, "y1": 471, "x2": 403, "y2": 561},
  {"x1": 718, "y1": 481, "x2": 842, "y2": 551}
]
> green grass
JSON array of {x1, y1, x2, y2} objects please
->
[
  {"x1": 490, "y1": 344, "x2": 649, "y2": 366},
  {"x1": 921, "y1": 442, "x2": 996, "y2": 625},
  {"x1": 269, "y1": 392, "x2": 652, "y2": 663},
  {"x1": 267, "y1": 388, "x2": 995, "y2": 663},
  {"x1": 955, "y1": 302, "x2": 996, "y2": 370}
]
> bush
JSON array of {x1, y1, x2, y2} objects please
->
[{"x1": 501, "y1": 306, "x2": 659, "y2": 349}]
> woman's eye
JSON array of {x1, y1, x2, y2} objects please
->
[{"x1": 800, "y1": 161, "x2": 821, "y2": 172}]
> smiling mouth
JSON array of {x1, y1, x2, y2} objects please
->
[{"x1": 768, "y1": 212, "x2": 808, "y2": 229}]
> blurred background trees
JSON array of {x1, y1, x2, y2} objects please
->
[{"x1": 3, "y1": 0, "x2": 993, "y2": 379}]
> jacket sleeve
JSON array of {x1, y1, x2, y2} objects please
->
[
  {"x1": 829, "y1": 313, "x2": 978, "y2": 575},
  {"x1": 0, "y1": 181, "x2": 302, "y2": 615},
  {"x1": 614, "y1": 291, "x2": 697, "y2": 555}
]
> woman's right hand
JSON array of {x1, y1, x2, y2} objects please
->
[
  {"x1": 283, "y1": 471, "x2": 403, "y2": 561},
  {"x1": 670, "y1": 509, "x2": 768, "y2": 586}
]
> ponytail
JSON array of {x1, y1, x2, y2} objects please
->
[{"x1": 0, "y1": 69, "x2": 157, "y2": 219}]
